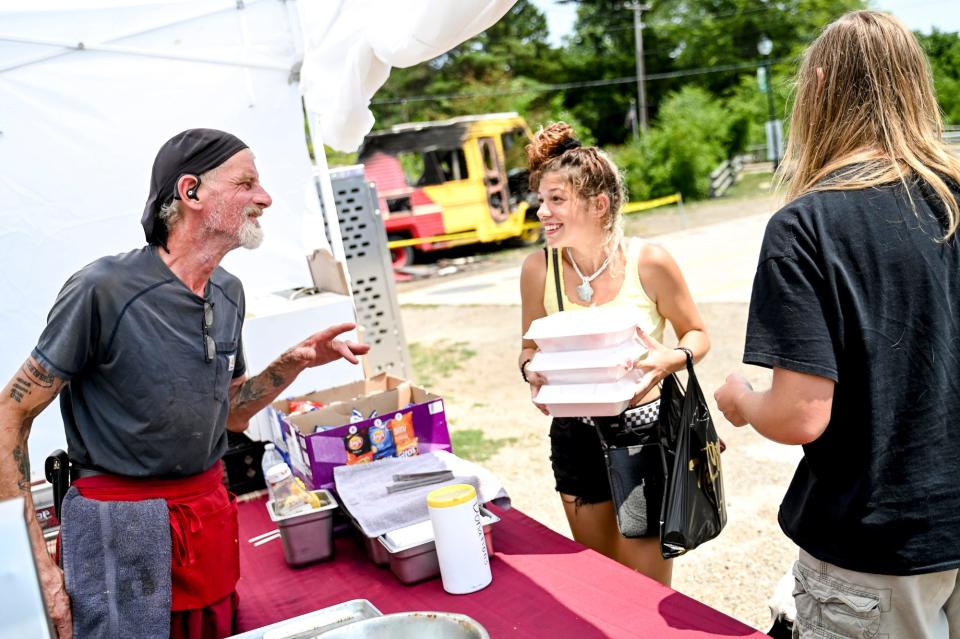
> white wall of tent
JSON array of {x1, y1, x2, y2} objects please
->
[{"x1": 0, "y1": 0, "x2": 516, "y2": 479}]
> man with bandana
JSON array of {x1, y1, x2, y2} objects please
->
[{"x1": 0, "y1": 129, "x2": 369, "y2": 638}]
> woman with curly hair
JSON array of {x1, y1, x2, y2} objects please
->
[{"x1": 518, "y1": 122, "x2": 710, "y2": 585}]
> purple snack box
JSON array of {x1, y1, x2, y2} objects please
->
[{"x1": 271, "y1": 375, "x2": 451, "y2": 491}]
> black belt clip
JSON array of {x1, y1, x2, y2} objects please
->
[{"x1": 44, "y1": 449, "x2": 70, "y2": 522}]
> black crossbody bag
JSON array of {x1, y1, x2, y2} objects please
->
[
  {"x1": 547, "y1": 247, "x2": 664, "y2": 538},
  {"x1": 546, "y1": 248, "x2": 726, "y2": 549}
]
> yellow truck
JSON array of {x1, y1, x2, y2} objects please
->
[{"x1": 359, "y1": 112, "x2": 540, "y2": 268}]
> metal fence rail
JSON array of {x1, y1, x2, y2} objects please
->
[{"x1": 709, "y1": 155, "x2": 748, "y2": 198}]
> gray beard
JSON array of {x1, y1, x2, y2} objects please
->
[{"x1": 239, "y1": 218, "x2": 264, "y2": 249}]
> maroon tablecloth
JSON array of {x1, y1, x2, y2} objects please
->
[{"x1": 236, "y1": 498, "x2": 766, "y2": 638}]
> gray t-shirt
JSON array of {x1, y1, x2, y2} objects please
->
[{"x1": 32, "y1": 246, "x2": 246, "y2": 477}]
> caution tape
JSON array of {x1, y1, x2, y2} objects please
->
[
  {"x1": 622, "y1": 193, "x2": 683, "y2": 215},
  {"x1": 387, "y1": 230, "x2": 480, "y2": 249},
  {"x1": 386, "y1": 193, "x2": 682, "y2": 250}
]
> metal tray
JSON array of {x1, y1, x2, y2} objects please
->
[
  {"x1": 267, "y1": 489, "x2": 339, "y2": 567},
  {"x1": 377, "y1": 508, "x2": 499, "y2": 585},
  {"x1": 226, "y1": 599, "x2": 381, "y2": 639},
  {"x1": 317, "y1": 612, "x2": 489, "y2": 639},
  {"x1": 343, "y1": 508, "x2": 390, "y2": 566}
]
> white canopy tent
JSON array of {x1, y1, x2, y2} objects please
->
[{"x1": 0, "y1": 0, "x2": 516, "y2": 479}]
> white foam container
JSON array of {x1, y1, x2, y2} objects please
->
[
  {"x1": 534, "y1": 375, "x2": 643, "y2": 417},
  {"x1": 526, "y1": 337, "x2": 646, "y2": 384},
  {"x1": 523, "y1": 307, "x2": 640, "y2": 352}
]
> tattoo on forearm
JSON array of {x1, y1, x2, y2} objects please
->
[
  {"x1": 231, "y1": 366, "x2": 290, "y2": 416},
  {"x1": 12, "y1": 445, "x2": 30, "y2": 492},
  {"x1": 23, "y1": 362, "x2": 54, "y2": 388},
  {"x1": 269, "y1": 369, "x2": 285, "y2": 388},
  {"x1": 233, "y1": 379, "x2": 266, "y2": 406}
]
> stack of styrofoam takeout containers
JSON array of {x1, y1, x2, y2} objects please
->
[{"x1": 524, "y1": 307, "x2": 646, "y2": 416}]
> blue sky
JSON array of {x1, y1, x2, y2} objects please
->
[{"x1": 530, "y1": 0, "x2": 960, "y2": 47}]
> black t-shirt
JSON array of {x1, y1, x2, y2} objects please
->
[
  {"x1": 745, "y1": 180, "x2": 960, "y2": 575},
  {"x1": 32, "y1": 246, "x2": 246, "y2": 477}
]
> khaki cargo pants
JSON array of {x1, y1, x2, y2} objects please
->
[{"x1": 793, "y1": 550, "x2": 960, "y2": 638}]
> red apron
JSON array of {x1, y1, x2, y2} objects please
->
[{"x1": 71, "y1": 463, "x2": 240, "y2": 613}]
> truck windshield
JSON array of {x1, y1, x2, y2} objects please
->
[
  {"x1": 501, "y1": 128, "x2": 528, "y2": 175},
  {"x1": 398, "y1": 148, "x2": 468, "y2": 186}
]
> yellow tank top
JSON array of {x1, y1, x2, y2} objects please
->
[{"x1": 542, "y1": 237, "x2": 666, "y2": 342}]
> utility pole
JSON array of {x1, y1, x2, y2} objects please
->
[
  {"x1": 629, "y1": 2, "x2": 651, "y2": 134},
  {"x1": 757, "y1": 35, "x2": 779, "y2": 172}
]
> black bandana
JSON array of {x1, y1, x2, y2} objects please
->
[{"x1": 141, "y1": 128, "x2": 249, "y2": 248}]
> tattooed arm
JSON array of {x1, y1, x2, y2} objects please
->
[
  {"x1": 226, "y1": 322, "x2": 369, "y2": 432},
  {"x1": 0, "y1": 356, "x2": 72, "y2": 637}
]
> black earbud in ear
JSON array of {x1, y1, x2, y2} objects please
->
[{"x1": 185, "y1": 175, "x2": 202, "y2": 201}]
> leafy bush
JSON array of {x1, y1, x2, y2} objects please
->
[
  {"x1": 917, "y1": 29, "x2": 960, "y2": 124},
  {"x1": 614, "y1": 86, "x2": 747, "y2": 200}
]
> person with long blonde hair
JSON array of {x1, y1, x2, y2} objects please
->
[
  {"x1": 716, "y1": 11, "x2": 960, "y2": 637},
  {"x1": 519, "y1": 122, "x2": 709, "y2": 585}
]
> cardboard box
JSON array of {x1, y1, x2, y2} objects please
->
[
  {"x1": 306, "y1": 248, "x2": 350, "y2": 295},
  {"x1": 273, "y1": 374, "x2": 451, "y2": 490}
]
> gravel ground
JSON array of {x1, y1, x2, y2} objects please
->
[{"x1": 397, "y1": 188, "x2": 800, "y2": 633}]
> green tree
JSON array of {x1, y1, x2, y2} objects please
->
[
  {"x1": 916, "y1": 29, "x2": 960, "y2": 124},
  {"x1": 615, "y1": 86, "x2": 738, "y2": 200},
  {"x1": 371, "y1": 0, "x2": 556, "y2": 127},
  {"x1": 561, "y1": 0, "x2": 866, "y2": 145}
]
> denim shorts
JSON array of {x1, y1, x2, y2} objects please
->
[{"x1": 549, "y1": 400, "x2": 662, "y2": 511}]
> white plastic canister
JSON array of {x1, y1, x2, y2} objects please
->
[{"x1": 427, "y1": 484, "x2": 492, "y2": 594}]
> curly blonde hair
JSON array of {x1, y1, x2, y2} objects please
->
[{"x1": 526, "y1": 122, "x2": 626, "y2": 240}]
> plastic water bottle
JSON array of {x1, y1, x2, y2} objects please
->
[
  {"x1": 261, "y1": 443, "x2": 283, "y2": 500},
  {"x1": 265, "y1": 462, "x2": 320, "y2": 517}
]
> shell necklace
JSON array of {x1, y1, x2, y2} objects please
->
[{"x1": 566, "y1": 239, "x2": 618, "y2": 303}]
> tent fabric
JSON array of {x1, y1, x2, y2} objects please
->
[
  {"x1": 298, "y1": 0, "x2": 517, "y2": 151},
  {"x1": 0, "y1": 0, "x2": 328, "y2": 476},
  {"x1": 0, "y1": 0, "x2": 518, "y2": 477}
]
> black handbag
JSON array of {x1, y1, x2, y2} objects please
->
[
  {"x1": 594, "y1": 411, "x2": 666, "y2": 538},
  {"x1": 547, "y1": 246, "x2": 666, "y2": 538},
  {"x1": 658, "y1": 350, "x2": 727, "y2": 559}
]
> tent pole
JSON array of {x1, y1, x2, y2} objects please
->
[{"x1": 306, "y1": 109, "x2": 350, "y2": 269}]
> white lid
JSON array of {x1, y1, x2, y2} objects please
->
[
  {"x1": 523, "y1": 307, "x2": 640, "y2": 341},
  {"x1": 264, "y1": 443, "x2": 276, "y2": 451},
  {"x1": 382, "y1": 512, "x2": 496, "y2": 550},
  {"x1": 534, "y1": 374, "x2": 642, "y2": 404},
  {"x1": 265, "y1": 463, "x2": 292, "y2": 484},
  {"x1": 384, "y1": 520, "x2": 435, "y2": 549},
  {"x1": 527, "y1": 337, "x2": 646, "y2": 373}
]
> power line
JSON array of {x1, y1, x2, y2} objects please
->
[
  {"x1": 575, "y1": 3, "x2": 802, "y2": 34},
  {"x1": 371, "y1": 58, "x2": 788, "y2": 105},
  {"x1": 572, "y1": 0, "x2": 954, "y2": 33}
]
